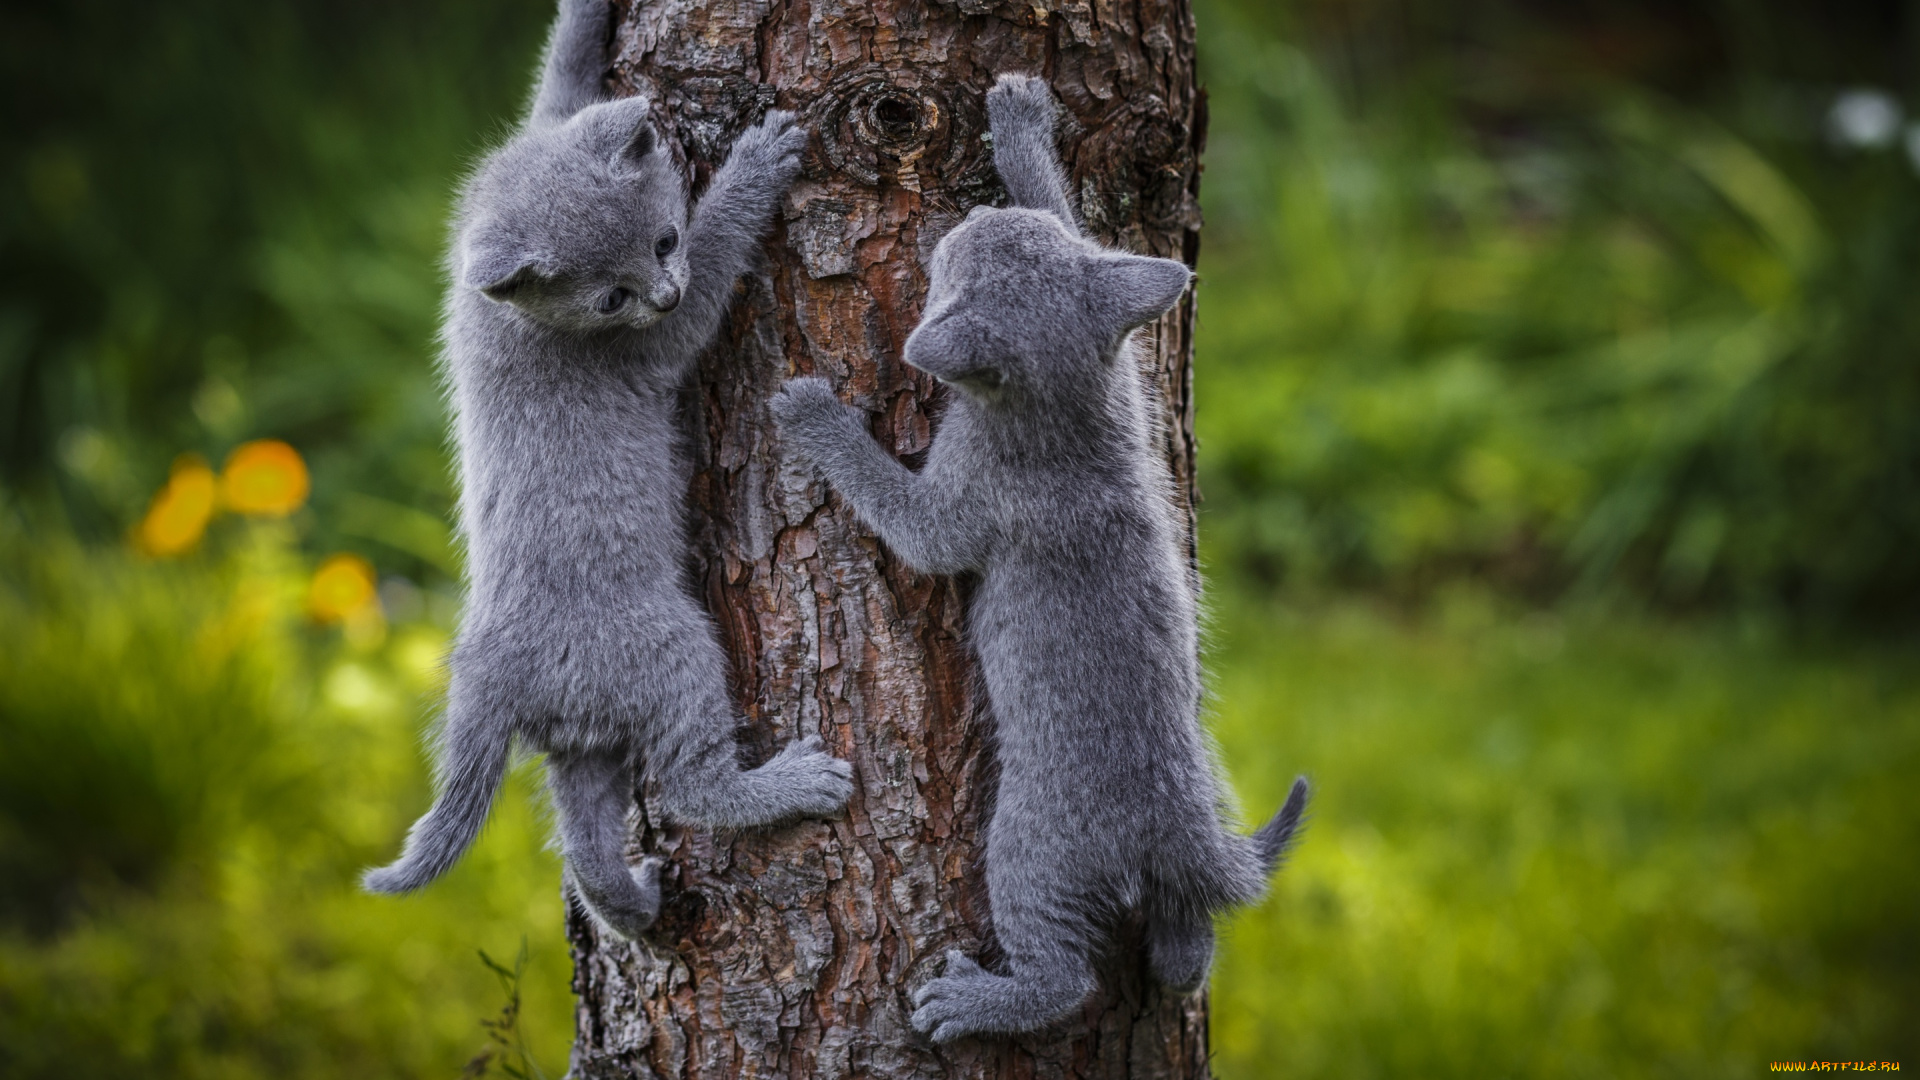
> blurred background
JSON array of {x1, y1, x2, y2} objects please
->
[{"x1": 1, "y1": 0, "x2": 1914, "y2": 1076}]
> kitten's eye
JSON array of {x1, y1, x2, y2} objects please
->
[
  {"x1": 598, "y1": 287, "x2": 634, "y2": 314},
  {"x1": 654, "y1": 229, "x2": 679, "y2": 259}
]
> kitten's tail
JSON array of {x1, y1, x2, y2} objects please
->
[
  {"x1": 362, "y1": 701, "x2": 513, "y2": 895},
  {"x1": 1252, "y1": 776, "x2": 1312, "y2": 876}
]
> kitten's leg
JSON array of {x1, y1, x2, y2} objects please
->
[
  {"x1": 647, "y1": 111, "x2": 809, "y2": 370},
  {"x1": 528, "y1": 0, "x2": 614, "y2": 128},
  {"x1": 1145, "y1": 909, "x2": 1215, "y2": 993},
  {"x1": 655, "y1": 724, "x2": 855, "y2": 829},
  {"x1": 645, "y1": 638, "x2": 853, "y2": 829},
  {"x1": 986, "y1": 74, "x2": 1080, "y2": 234},
  {"x1": 770, "y1": 377, "x2": 989, "y2": 575},
  {"x1": 910, "y1": 864, "x2": 1099, "y2": 1042},
  {"x1": 549, "y1": 750, "x2": 663, "y2": 939}
]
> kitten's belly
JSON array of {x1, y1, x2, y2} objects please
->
[
  {"x1": 459, "y1": 555, "x2": 717, "y2": 732},
  {"x1": 462, "y1": 472, "x2": 706, "y2": 659}
]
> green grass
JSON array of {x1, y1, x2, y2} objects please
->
[
  {"x1": 0, "y1": 522, "x2": 574, "y2": 1080},
  {"x1": 1207, "y1": 589, "x2": 1920, "y2": 1078}
]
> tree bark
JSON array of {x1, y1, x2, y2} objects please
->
[{"x1": 567, "y1": 2, "x2": 1207, "y2": 1077}]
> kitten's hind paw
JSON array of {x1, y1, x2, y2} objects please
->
[
  {"x1": 760, "y1": 733, "x2": 855, "y2": 818},
  {"x1": 566, "y1": 855, "x2": 664, "y2": 941},
  {"x1": 632, "y1": 854, "x2": 664, "y2": 891},
  {"x1": 910, "y1": 950, "x2": 998, "y2": 1043},
  {"x1": 1147, "y1": 916, "x2": 1215, "y2": 994}
]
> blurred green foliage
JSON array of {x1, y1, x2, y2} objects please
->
[
  {"x1": 0, "y1": 511, "x2": 574, "y2": 1078},
  {"x1": 1, "y1": 0, "x2": 1915, "y2": 1075},
  {"x1": 1207, "y1": 590, "x2": 1920, "y2": 1076},
  {"x1": 1195, "y1": 0, "x2": 1920, "y2": 622},
  {"x1": 1, "y1": 3, "x2": 575, "y2": 1076},
  {"x1": 0, "y1": 0, "x2": 546, "y2": 576}
]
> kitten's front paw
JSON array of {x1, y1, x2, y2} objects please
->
[
  {"x1": 765, "y1": 733, "x2": 854, "y2": 817},
  {"x1": 910, "y1": 950, "x2": 996, "y2": 1043},
  {"x1": 771, "y1": 377, "x2": 861, "y2": 454},
  {"x1": 770, "y1": 375, "x2": 839, "y2": 422},
  {"x1": 728, "y1": 109, "x2": 810, "y2": 191},
  {"x1": 987, "y1": 73, "x2": 1058, "y2": 132}
]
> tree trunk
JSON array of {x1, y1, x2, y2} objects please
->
[{"x1": 567, "y1": 2, "x2": 1207, "y2": 1077}]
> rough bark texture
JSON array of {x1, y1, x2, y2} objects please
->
[{"x1": 567, "y1": 2, "x2": 1206, "y2": 1077}]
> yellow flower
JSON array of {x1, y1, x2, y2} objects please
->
[
  {"x1": 309, "y1": 553, "x2": 379, "y2": 624},
  {"x1": 221, "y1": 439, "x2": 309, "y2": 517},
  {"x1": 136, "y1": 455, "x2": 217, "y2": 556}
]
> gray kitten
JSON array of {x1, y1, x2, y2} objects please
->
[
  {"x1": 364, "y1": 0, "x2": 852, "y2": 938},
  {"x1": 771, "y1": 74, "x2": 1309, "y2": 1042}
]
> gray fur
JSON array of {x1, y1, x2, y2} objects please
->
[
  {"x1": 364, "y1": 0, "x2": 851, "y2": 939},
  {"x1": 771, "y1": 74, "x2": 1310, "y2": 1042}
]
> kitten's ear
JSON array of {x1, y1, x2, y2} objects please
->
[
  {"x1": 903, "y1": 313, "x2": 1006, "y2": 391},
  {"x1": 1089, "y1": 253, "x2": 1193, "y2": 333},
  {"x1": 617, "y1": 119, "x2": 656, "y2": 168},
  {"x1": 578, "y1": 97, "x2": 661, "y2": 173},
  {"x1": 466, "y1": 250, "x2": 545, "y2": 302}
]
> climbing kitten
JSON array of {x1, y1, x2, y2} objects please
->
[
  {"x1": 364, "y1": 0, "x2": 852, "y2": 938},
  {"x1": 771, "y1": 74, "x2": 1309, "y2": 1042}
]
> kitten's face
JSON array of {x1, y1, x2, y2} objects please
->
[
  {"x1": 461, "y1": 97, "x2": 690, "y2": 333},
  {"x1": 903, "y1": 207, "x2": 1190, "y2": 403}
]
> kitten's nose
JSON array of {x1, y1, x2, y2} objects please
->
[{"x1": 651, "y1": 286, "x2": 681, "y2": 312}]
